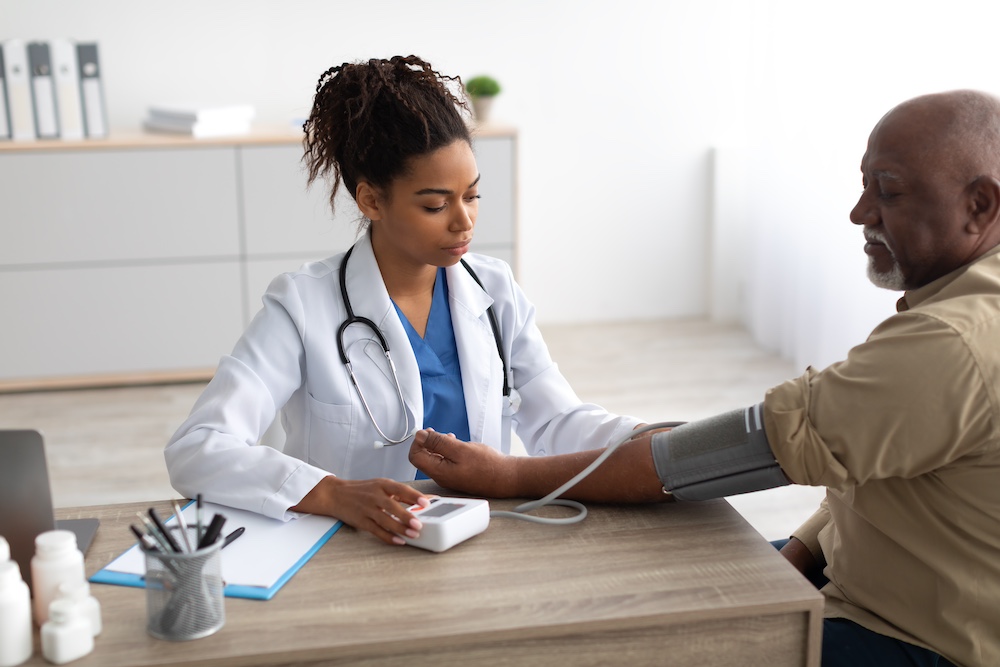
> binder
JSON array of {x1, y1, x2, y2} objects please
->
[
  {"x1": 50, "y1": 39, "x2": 84, "y2": 140},
  {"x1": 76, "y1": 43, "x2": 107, "y2": 138},
  {"x1": 0, "y1": 47, "x2": 10, "y2": 140},
  {"x1": 2, "y1": 39, "x2": 35, "y2": 141},
  {"x1": 27, "y1": 41, "x2": 59, "y2": 138}
]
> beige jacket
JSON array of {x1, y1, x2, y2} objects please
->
[{"x1": 764, "y1": 245, "x2": 1000, "y2": 667}]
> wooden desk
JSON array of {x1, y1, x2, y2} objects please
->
[{"x1": 39, "y1": 491, "x2": 822, "y2": 666}]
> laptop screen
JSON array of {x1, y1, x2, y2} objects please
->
[{"x1": 0, "y1": 429, "x2": 99, "y2": 591}]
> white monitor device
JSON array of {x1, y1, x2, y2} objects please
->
[{"x1": 403, "y1": 497, "x2": 489, "y2": 553}]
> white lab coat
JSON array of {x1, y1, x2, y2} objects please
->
[{"x1": 165, "y1": 233, "x2": 642, "y2": 520}]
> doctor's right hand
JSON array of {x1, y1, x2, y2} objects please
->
[{"x1": 292, "y1": 476, "x2": 431, "y2": 546}]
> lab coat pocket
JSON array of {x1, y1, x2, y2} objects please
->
[
  {"x1": 304, "y1": 393, "x2": 355, "y2": 473},
  {"x1": 305, "y1": 394, "x2": 353, "y2": 424}
]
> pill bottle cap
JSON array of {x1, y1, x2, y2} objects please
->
[{"x1": 35, "y1": 530, "x2": 78, "y2": 557}]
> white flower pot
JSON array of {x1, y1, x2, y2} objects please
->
[{"x1": 471, "y1": 96, "x2": 494, "y2": 123}]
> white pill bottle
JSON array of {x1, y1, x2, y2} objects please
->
[
  {"x1": 41, "y1": 597, "x2": 94, "y2": 664},
  {"x1": 30, "y1": 530, "x2": 85, "y2": 626},
  {"x1": 0, "y1": 559, "x2": 33, "y2": 667},
  {"x1": 57, "y1": 579, "x2": 102, "y2": 636}
]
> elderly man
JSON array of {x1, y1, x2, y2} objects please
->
[{"x1": 409, "y1": 90, "x2": 1000, "y2": 667}]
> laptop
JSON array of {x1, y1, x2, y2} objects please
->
[{"x1": 0, "y1": 429, "x2": 100, "y2": 592}]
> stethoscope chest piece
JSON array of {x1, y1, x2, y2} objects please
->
[{"x1": 503, "y1": 388, "x2": 521, "y2": 417}]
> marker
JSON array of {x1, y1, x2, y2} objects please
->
[
  {"x1": 197, "y1": 513, "x2": 226, "y2": 550},
  {"x1": 221, "y1": 526, "x2": 245, "y2": 549},
  {"x1": 148, "y1": 508, "x2": 182, "y2": 553}
]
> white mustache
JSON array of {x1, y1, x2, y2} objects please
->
[{"x1": 864, "y1": 229, "x2": 887, "y2": 245}]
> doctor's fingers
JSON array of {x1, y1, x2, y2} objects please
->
[
  {"x1": 328, "y1": 479, "x2": 427, "y2": 544},
  {"x1": 368, "y1": 490, "x2": 431, "y2": 546}
]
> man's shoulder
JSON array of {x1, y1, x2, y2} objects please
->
[{"x1": 901, "y1": 252, "x2": 1000, "y2": 336}]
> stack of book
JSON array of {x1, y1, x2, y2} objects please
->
[{"x1": 143, "y1": 103, "x2": 255, "y2": 139}]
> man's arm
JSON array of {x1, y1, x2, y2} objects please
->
[
  {"x1": 409, "y1": 429, "x2": 670, "y2": 503},
  {"x1": 412, "y1": 403, "x2": 789, "y2": 503}
]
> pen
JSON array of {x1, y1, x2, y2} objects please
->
[
  {"x1": 197, "y1": 513, "x2": 227, "y2": 550},
  {"x1": 221, "y1": 526, "x2": 245, "y2": 549},
  {"x1": 129, "y1": 524, "x2": 161, "y2": 553},
  {"x1": 196, "y1": 494, "x2": 204, "y2": 544},
  {"x1": 148, "y1": 507, "x2": 182, "y2": 553},
  {"x1": 171, "y1": 499, "x2": 194, "y2": 552},
  {"x1": 136, "y1": 513, "x2": 173, "y2": 554}
]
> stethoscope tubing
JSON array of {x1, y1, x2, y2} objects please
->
[{"x1": 337, "y1": 243, "x2": 510, "y2": 447}]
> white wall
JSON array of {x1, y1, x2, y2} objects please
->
[
  {"x1": 1, "y1": 0, "x2": 749, "y2": 325},
  {"x1": 5, "y1": 0, "x2": 1000, "y2": 351},
  {"x1": 717, "y1": 0, "x2": 1000, "y2": 369}
]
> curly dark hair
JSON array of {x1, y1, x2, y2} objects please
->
[{"x1": 302, "y1": 55, "x2": 472, "y2": 218}]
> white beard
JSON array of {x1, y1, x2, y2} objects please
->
[
  {"x1": 864, "y1": 229, "x2": 906, "y2": 291},
  {"x1": 866, "y1": 255, "x2": 906, "y2": 291}
]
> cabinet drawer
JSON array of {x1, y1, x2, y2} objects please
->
[
  {"x1": 472, "y1": 137, "x2": 515, "y2": 249},
  {"x1": 0, "y1": 262, "x2": 243, "y2": 380},
  {"x1": 240, "y1": 145, "x2": 358, "y2": 258},
  {"x1": 0, "y1": 148, "x2": 240, "y2": 266}
]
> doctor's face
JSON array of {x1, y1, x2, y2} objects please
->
[{"x1": 366, "y1": 140, "x2": 480, "y2": 272}]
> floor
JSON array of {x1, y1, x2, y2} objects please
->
[{"x1": 0, "y1": 318, "x2": 825, "y2": 541}]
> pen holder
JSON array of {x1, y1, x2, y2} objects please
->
[{"x1": 144, "y1": 528, "x2": 225, "y2": 641}]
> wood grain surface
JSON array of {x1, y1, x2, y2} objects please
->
[{"x1": 28, "y1": 484, "x2": 822, "y2": 667}]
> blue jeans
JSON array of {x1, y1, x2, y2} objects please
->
[{"x1": 770, "y1": 539, "x2": 957, "y2": 667}]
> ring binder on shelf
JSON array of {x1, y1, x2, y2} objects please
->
[
  {"x1": 0, "y1": 47, "x2": 10, "y2": 140},
  {"x1": 2, "y1": 39, "x2": 35, "y2": 141},
  {"x1": 50, "y1": 39, "x2": 84, "y2": 141},
  {"x1": 27, "y1": 41, "x2": 59, "y2": 139},
  {"x1": 76, "y1": 43, "x2": 107, "y2": 138}
]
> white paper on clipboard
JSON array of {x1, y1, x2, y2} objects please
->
[{"x1": 92, "y1": 501, "x2": 341, "y2": 598}]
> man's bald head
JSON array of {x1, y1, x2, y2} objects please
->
[
  {"x1": 851, "y1": 89, "x2": 1000, "y2": 291},
  {"x1": 880, "y1": 90, "x2": 1000, "y2": 183}
]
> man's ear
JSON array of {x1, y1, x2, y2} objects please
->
[
  {"x1": 965, "y1": 175, "x2": 1000, "y2": 235},
  {"x1": 355, "y1": 182, "x2": 383, "y2": 222}
]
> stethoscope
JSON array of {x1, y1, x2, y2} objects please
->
[{"x1": 337, "y1": 244, "x2": 515, "y2": 448}]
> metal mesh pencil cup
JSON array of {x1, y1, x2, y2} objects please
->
[{"x1": 144, "y1": 528, "x2": 225, "y2": 641}]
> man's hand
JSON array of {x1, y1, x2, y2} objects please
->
[
  {"x1": 779, "y1": 536, "x2": 823, "y2": 580},
  {"x1": 409, "y1": 429, "x2": 520, "y2": 498},
  {"x1": 292, "y1": 475, "x2": 430, "y2": 546}
]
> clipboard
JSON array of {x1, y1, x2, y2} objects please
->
[{"x1": 89, "y1": 501, "x2": 342, "y2": 601}]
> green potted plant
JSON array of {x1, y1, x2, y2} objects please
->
[{"x1": 465, "y1": 75, "x2": 501, "y2": 123}]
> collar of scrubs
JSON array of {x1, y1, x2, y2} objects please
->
[{"x1": 391, "y1": 268, "x2": 472, "y2": 442}]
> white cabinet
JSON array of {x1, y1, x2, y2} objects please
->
[{"x1": 0, "y1": 128, "x2": 517, "y2": 389}]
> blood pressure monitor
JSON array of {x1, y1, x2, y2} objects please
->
[{"x1": 403, "y1": 497, "x2": 490, "y2": 552}]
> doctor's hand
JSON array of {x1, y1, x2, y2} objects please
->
[
  {"x1": 292, "y1": 476, "x2": 431, "y2": 546},
  {"x1": 409, "y1": 429, "x2": 519, "y2": 498}
]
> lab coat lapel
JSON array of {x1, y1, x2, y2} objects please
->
[
  {"x1": 344, "y1": 234, "x2": 423, "y2": 422},
  {"x1": 447, "y1": 261, "x2": 503, "y2": 445}
]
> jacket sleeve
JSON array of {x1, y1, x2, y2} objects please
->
[
  {"x1": 763, "y1": 310, "x2": 995, "y2": 490},
  {"x1": 164, "y1": 273, "x2": 331, "y2": 520},
  {"x1": 493, "y1": 264, "x2": 643, "y2": 456}
]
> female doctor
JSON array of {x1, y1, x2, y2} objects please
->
[{"x1": 164, "y1": 55, "x2": 642, "y2": 546}]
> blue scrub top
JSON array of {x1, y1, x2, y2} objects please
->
[{"x1": 392, "y1": 268, "x2": 471, "y2": 478}]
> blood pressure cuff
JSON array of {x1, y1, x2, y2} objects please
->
[{"x1": 650, "y1": 403, "x2": 789, "y2": 501}]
